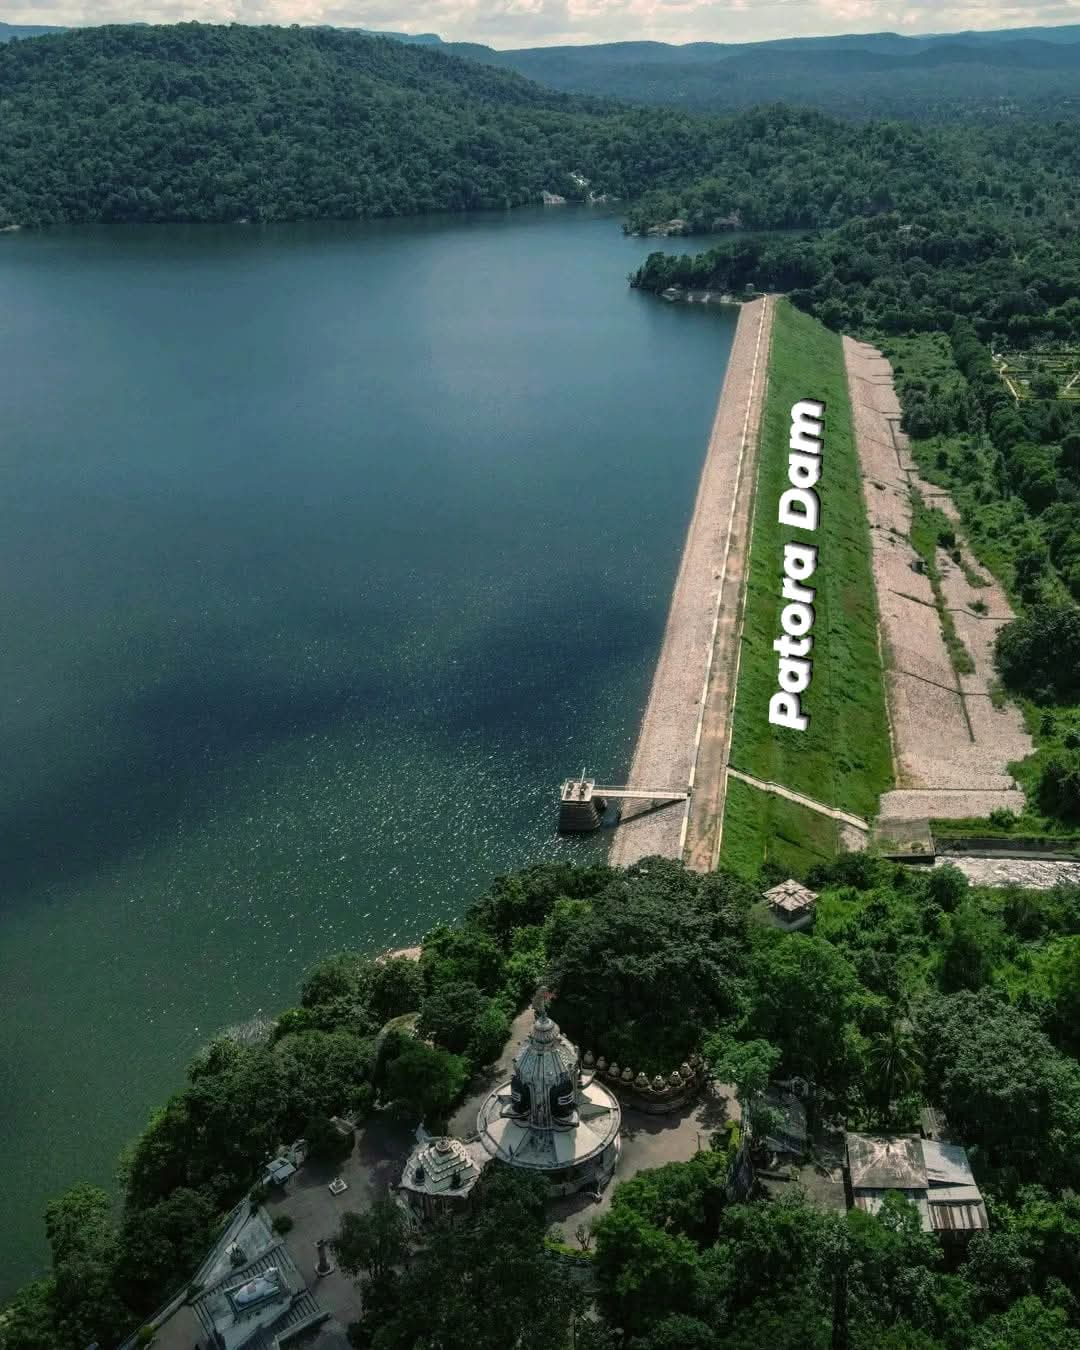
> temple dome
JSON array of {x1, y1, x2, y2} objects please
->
[{"x1": 475, "y1": 1006, "x2": 621, "y2": 1189}]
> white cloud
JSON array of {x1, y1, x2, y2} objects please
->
[{"x1": 7, "y1": 0, "x2": 1080, "y2": 48}]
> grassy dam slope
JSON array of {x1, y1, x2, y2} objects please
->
[{"x1": 722, "y1": 300, "x2": 892, "y2": 872}]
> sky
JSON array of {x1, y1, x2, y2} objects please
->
[{"x1": 4, "y1": 0, "x2": 1080, "y2": 48}]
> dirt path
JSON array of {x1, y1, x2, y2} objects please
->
[{"x1": 610, "y1": 296, "x2": 775, "y2": 869}]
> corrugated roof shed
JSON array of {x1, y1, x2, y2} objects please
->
[
  {"x1": 922, "y1": 1139, "x2": 975, "y2": 1187},
  {"x1": 846, "y1": 1131, "x2": 988, "y2": 1236},
  {"x1": 929, "y1": 1189, "x2": 989, "y2": 1233}
]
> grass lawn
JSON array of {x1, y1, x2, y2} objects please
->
[
  {"x1": 725, "y1": 299, "x2": 892, "y2": 826},
  {"x1": 721, "y1": 777, "x2": 839, "y2": 879}
]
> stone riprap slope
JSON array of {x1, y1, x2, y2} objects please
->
[
  {"x1": 934, "y1": 856, "x2": 1080, "y2": 888},
  {"x1": 611, "y1": 296, "x2": 774, "y2": 868},
  {"x1": 843, "y1": 337, "x2": 1032, "y2": 825}
]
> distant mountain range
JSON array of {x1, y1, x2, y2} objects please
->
[
  {"x1": 0, "y1": 20, "x2": 443, "y2": 42},
  {"x1": 0, "y1": 21, "x2": 64, "y2": 39},
  {"x1": 4, "y1": 20, "x2": 1080, "y2": 118},
  {"x1": 435, "y1": 27, "x2": 1080, "y2": 120}
]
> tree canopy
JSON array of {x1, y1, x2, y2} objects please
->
[{"x1": 5, "y1": 859, "x2": 1080, "y2": 1348}]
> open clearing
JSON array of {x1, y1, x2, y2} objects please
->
[{"x1": 994, "y1": 349, "x2": 1080, "y2": 401}]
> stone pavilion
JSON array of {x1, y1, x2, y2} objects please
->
[
  {"x1": 763, "y1": 878, "x2": 818, "y2": 932},
  {"x1": 399, "y1": 1133, "x2": 487, "y2": 1220}
]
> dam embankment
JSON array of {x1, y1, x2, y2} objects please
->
[{"x1": 611, "y1": 295, "x2": 775, "y2": 869}]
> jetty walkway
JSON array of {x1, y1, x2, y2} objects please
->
[{"x1": 611, "y1": 295, "x2": 775, "y2": 870}]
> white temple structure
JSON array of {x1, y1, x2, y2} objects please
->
[
  {"x1": 475, "y1": 998, "x2": 621, "y2": 1197},
  {"x1": 399, "y1": 1133, "x2": 487, "y2": 1220}
]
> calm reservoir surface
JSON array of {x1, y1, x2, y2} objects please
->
[{"x1": 0, "y1": 208, "x2": 735, "y2": 1293}]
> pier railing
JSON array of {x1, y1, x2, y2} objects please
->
[{"x1": 558, "y1": 775, "x2": 688, "y2": 832}]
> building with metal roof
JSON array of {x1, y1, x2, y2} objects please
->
[
  {"x1": 475, "y1": 1003, "x2": 621, "y2": 1197},
  {"x1": 847, "y1": 1132, "x2": 926, "y2": 1191},
  {"x1": 845, "y1": 1131, "x2": 988, "y2": 1240}
]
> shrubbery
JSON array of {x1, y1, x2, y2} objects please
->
[
  {"x1": 1036, "y1": 750, "x2": 1080, "y2": 822},
  {"x1": 995, "y1": 603, "x2": 1080, "y2": 705}
]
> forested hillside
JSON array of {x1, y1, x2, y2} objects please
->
[
  {"x1": 0, "y1": 23, "x2": 717, "y2": 225},
  {"x1": 4, "y1": 26, "x2": 1079, "y2": 235}
]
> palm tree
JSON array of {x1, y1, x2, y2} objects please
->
[{"x1": 865, "y1": 1017, "x2": 922, "y2": 1125}]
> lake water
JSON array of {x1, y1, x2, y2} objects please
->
[{"x1": 0, "y1": 208, "x2": 735, "y2": 1295}]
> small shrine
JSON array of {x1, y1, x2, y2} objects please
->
[
  {"x1": 475, "y1": 992, "x2": 621, "y2": 1197},
  {"x1": 399, "y1": 1134, "x2": 487, "y2": 1220},
  {"x1": 763, "y1": 878, "x2": 818, "y2": 932}
]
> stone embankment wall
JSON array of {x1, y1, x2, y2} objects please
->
[
  {"x1": 843, "y1": 338, "x2": 1033, "y2": 829},
  {"x1": 611, "y1": 296, "x2": 774, "y2": 868}
]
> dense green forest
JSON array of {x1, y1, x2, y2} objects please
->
[
  {"x1": 0, "y1": 23, "x2": 728, "y2": 226},
  {"x1": 623, "y1": 107, "x2": 1080, "y2": 236},
  {"x1": 10, "y1": 21, "x2": 1080, "y2": 128},
  {"x1": 4, "y1": 857, "x2": 1080, "y2": 1348},
  {"x1": 4, "y1": 25, "x2": 1079, "y2": 232}
]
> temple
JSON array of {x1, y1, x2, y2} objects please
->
[
  {"x1": 474, "y1": 996, "x2": 621, "y2": 1197},
  {"x1": 399, "y1": 1133, "x2": 487, "y2": 1219}
]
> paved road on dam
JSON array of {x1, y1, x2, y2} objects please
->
[{"x1": 611, "y1": 294, "x2": 775, "y2": 870}]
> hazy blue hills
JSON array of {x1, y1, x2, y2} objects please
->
[
  {"x1": 443, "y1": 28, "x2": 1080, "y2": 119},
  {"x1": 0, "y1": 21, "x2": 65, "y2": 40},
  {"x1": 3, "y1": 17, "x2": 1080, "y2": 118}
]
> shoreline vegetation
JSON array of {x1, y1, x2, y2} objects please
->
[{"x1": 6, "y1": 855, "x2": 1080, "y2": 1349}]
